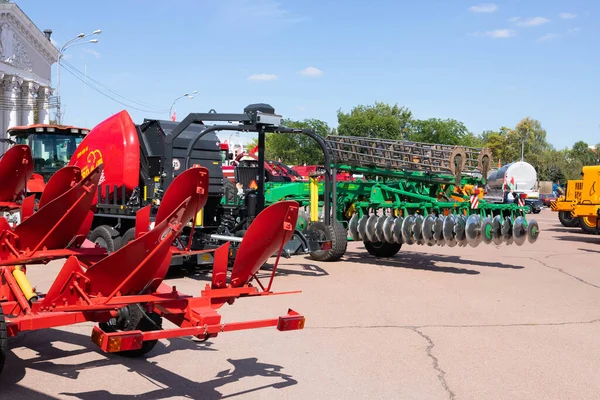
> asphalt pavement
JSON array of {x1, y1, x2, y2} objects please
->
[{"x1": 2, "y1": 208, "x2": 600, "y2": 399}]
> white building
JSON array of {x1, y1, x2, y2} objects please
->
[{"x1": 0, "y1": 1, "x2": 59, "y2": 153}]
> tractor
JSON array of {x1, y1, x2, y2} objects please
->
[{"x1": 6, "y1": 123, "x2": 89, "y2": 196}]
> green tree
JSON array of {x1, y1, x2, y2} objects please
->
[
  {"x1": 248, "y1": 118, "x2": 330, "y2": 165},
  {"x1": 408, "y1": 118, "x2": 479, "y2": 146},
  {"x1": 336, "y1": 102, "x2": 413, "y2": 139},
  {"x1": 570, "y1": 141, "x2": 597, "y2": 166},
  {"x1": 480, "y1": 129, "x2": 509, "y2": 165}
]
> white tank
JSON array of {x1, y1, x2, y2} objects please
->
[{"x1": 487, "y1": 161, "x2": 537, "y2": 192}]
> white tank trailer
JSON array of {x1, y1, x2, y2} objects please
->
[{"x1": 486, "y1": 161, "x2": 539, "y2": 200}]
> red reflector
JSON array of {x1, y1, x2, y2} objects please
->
[
  {"x1": 321, "y1": 241, "x2": 332, "y2": 250},
  {"x1": 277, "y1": 314, "x2": 305, "y2": 331}
]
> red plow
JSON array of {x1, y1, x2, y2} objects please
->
[{"x1": 0, "y1": 163, "x2": 304, "y2": 374}]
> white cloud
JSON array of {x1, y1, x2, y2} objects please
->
[
  {"x1": 299, "y1": 66, "x2": 324, "y2": 77},
  {"x1": 537, "y1": 33, "x2": 559, "y2": 42},
  {"x1": 62, "y1": 54, "x2": 73, "y2": 61},
  {"x1": 468, "y1": 3, "x2": 498, "y2": 13},
  {"x1": 247, "y1": 73, "x2": 278, "y2": 81},
  {"x1": 568, "y1": 27, "x2": 581, "y2": 34},
  {"x1": 517, "y1": 16, "x2": 550, "y2": 27},
  {"x1": 81, "y1": 48, "x2": 101, "y2": 59},
  {"x1": 296, "y1": 106, "x2": 306, "y2": 112},
  {"x1": 484, "y1": 29, "x2": 517, "y2": 38},
  {"x1": 559, "y1": 13, "x2": 577, "y2": 19},
  {"x1": 508, "y1": 17, "x2": 520, "y2": 22}
]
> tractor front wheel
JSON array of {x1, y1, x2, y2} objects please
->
[
  {"x1": 89, "y1": 225, "x2": 121, "y2": 253},
  {"x1": 308, "y1": 221, "x2": 347, "y2": 262},
  {"x1": 224, "y1": 179, "x2": 237, "y2": 204},
  {"x1": 364, "y1": 241, "x2": 402, "y2": 257},
  {"x1": 579, "y1": 216, "x2": 599, "y2": 234},
  {"x1": 99, "y1": 305, "x2": 163, "y2": 357},
  {"x1": 558, "y1": 211, "x2": 579, "y2": 228},
  {"x1": 120, "y1": 227, "x2": 136, "y2": 246},
  {"x1": 0, "y1": 305, "x2": 6, "y2": 375}
]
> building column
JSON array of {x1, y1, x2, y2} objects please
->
[
  {"x1": 4, "y1": 76, "x2": 19, "y2": 129},
  {"x1": 37, "y1": 86, "x2": 50, "y2": 124},
  {"x1": 20, "y1": 81, "x2": 36, "y2": 126}
]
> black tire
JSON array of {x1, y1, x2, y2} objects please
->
[
  {"x1": 364, "y1": 241, "x2": 402, "y2": 257},
  {"x1": 558, "y1": 211, "x2": 579, "y2": 228},
  {"x1": 0, "y1": 306, "x2": 6, "y2": 375},
  {"x1": 578, "y1": 216, "x2": 599, "y2": 235},
  {"x1": 89, "y1": 225, "x2": 121, "y2": 253},
  {"x1": 308, "y1": 221, "x2": 348, "y2": 262},
  {"x1": 99, "y1": 305, "x2": 162, "y2": 357},
  {"x1": 121, "y1": 227, "x2": 136, "y2": 246},
  {"x1": 224, "y1": 179, "x2": 237, "y2": 204}
]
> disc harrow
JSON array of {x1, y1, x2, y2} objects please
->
[{"x1": 349, "y1": 209, "x2": 539, "y2": 250}]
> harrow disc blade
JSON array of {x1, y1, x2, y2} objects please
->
[
  {"x1": 491, "y1": 215, "x2": 504, "y2": 245},
  {"x1": 442, "y1": 215, "x2": 457, "y2": 247},
  {"x1": 402, "y1": 215, "x2": 416, "y2": 245},
  {"x1": 433, "y1": 216, "x2": 445, "y2": 244},
  {"x1": 393, "y1": 216, "x2": 405, "y2": 244},
  {"x1": 349, "y1": 213, "x2": 359, "y2": 241},
  {"x1": 358, "y1": 215, "x2": 369, "y2": 241},
  {"x1": 481, "y1": 217, "x2": 494, "y2": 245},
  {"x1": 527, "y1": 219, "x2": 540, "y2": 244},
  {"x1": 455, "y1": 215, "x2": 467, "y2": 247},
  {"x1": 365, "y1": 215, "x2": 379, "y2": 242},
  {"x1": 382, "y1": 216, "x2": 396, "y2": 243},
  {"x1": 422, "y1": 215, "x2": 436, "y2": 246},
  {"x1": 413, "y1": 215, "x2": 425, "y2": 245},
  {"x1": 512, "y1": 216, "x2": 526, "y2": 246},
  {"x1": 465, "y1": 214, "x2": 482, "y2": 247},
  {"x1": 375, "y1": 215, "x2": 387, "y2": 243},
  {"x1": 501, "y1": 217, "x2": 513, "y2": 244}
]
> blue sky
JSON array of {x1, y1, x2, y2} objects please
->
[{"x1": 16, "y1": 0, "x2": 599, "y2": 149}]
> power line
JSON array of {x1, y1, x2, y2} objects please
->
[
  {"x1": 59, "y1": 61, "x2": 169, "y2": 113},
  {"x1": 61, "y1": 59, "x2": 168, "y2": 112}
]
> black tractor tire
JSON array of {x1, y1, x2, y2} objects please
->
[
  {"x1": 99, "y1": 305, "x2": 162, "y2": 357},
  {"x1": 578, "y1": 216, "x2": 599, "y2": 235},
  {"x1": 0, "y1": 306, "x2": 6, "y2": 375},
  {"x1": 308, "y1": 221, "x2": 348, "y2": 262},
  {"x1": 224, "y1": 179, "x2": 237, "y2": 204},
  {"x1": 120, "y1": 227, "x2": 136, "y2": 246},
  {"x1": 364, "y1": 241, "x2": 402, "y2": 257},
  {"x1": 558, "y1": 211, "x2": 579, "y2": 228},
  {"x1": 89, "y1": 225, "x2": 121, "y2": 253}
]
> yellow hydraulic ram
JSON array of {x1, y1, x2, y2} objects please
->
[
  {"x1": 309, "y1": 176, "x2": 319, "y2": 222},
  {"x1": 13, "y1": 266, "x2": 38, "y2": 302}
]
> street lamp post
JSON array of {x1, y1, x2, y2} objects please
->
[
  {"x1": 169, "y1": 90, "x2": 198, "y2": 120},
  {"x1": 56, "y1": 29, "x2": 101, "y2": 124}
]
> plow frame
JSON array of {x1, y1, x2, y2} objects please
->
[{"x1": 0, "y1": 166, "x2": 304, "y2": 359}]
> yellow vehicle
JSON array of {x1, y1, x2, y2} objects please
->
[
  {"x1": 550, "y1": 180, "x2": 582, "y2": 228},
  {"x1": 551, "y1": 166, "x2": 600, "y2": 234}
]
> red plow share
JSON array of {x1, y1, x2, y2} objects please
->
[{"x1": 0, "y1": 165, "x2": 304, "y2": 374}]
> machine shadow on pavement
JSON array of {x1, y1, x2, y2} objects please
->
[
  {"x1": 168, "y1": 261, "x2": 329, "y2": 282},
  {"x1": 555, "y1": 235, "x2": 600, "y2": 245},
  {"x1": 2, "y1": 328, "x2": 297, "y2": 399},
  {"x1": 342, "y1": 250, "x2": 525, "y2": 275}
]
